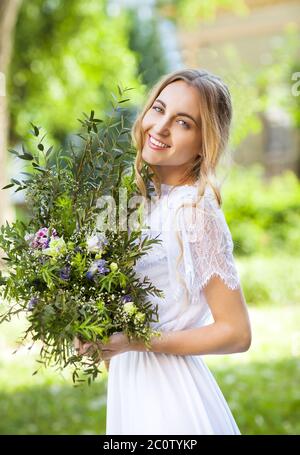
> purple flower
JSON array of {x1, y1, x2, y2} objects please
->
[
  {"x1": 86, "y1": 271, "x2": 95, "y2": 281},
  {"x1": 121, "y1": 294, "x2": 133, "y2": 304},
  {"x1": 28, "y1": 296, "x2": 38, "y2": 311},
  {"x1": 38, "y1": 256, "x2": 47, "y2": 265},
  {"x1": 86, "y1": 259, "x2": 109, "y2": 281},
  {"x1": 27, "y1": 227, "x2": 59, "y2": 250},
  {"x1": 95, "y1": 259, "x2": 110, "y2": 275},
  {"x1": 59, "y1": 265, "x2": 71, "y2": 281}
]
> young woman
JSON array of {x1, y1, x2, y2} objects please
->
[{"x1": 74, "y1": 68, "x2": 252, "y2": 435}]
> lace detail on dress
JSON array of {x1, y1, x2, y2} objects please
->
[{"x1": 176, "y1": 189, "x2": 240, "y2": 296}]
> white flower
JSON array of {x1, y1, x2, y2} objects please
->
[
  {"x1": 86, "y1": 235, "x2": 99, "y2": 253},
  {"x1": 86, "y1": 233, "x2": 108, "y2": 253},
  {"x1": 123, "y1": 302, "x2": 137, "y2": 316},
  {"x1": 43, "y1": 237, "x2": 67, "y2": 258},
  {"x1": 134, "y1": 311, "x2": 146, "y2": 323},
  {"x1": 24, "y1": 232, "x2": 35, "y2": 242},
  {"x1": 110, "y1": 262, "x2": 118, "y2": 272}
]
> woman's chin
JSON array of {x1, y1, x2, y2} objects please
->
[{"x1": 142, "y1": 148, "x2": 165, "y2": 165}]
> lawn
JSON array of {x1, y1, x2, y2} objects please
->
[{"x1": 206, "y1": 304, "x2": 300, "y2": 435}]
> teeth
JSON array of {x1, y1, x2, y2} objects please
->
[{"x1": 150, "y1": 135, "x2": 169, "y2": 148}]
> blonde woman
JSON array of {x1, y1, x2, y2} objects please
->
[{"x1": 75, "y1": 68, "x2": 252, "y2": 435}]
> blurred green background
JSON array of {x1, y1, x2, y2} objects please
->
[{"x1": 0, "y1": 0, "x2": 299, "y2": 435}]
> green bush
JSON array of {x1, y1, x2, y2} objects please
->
[
  {"x1": 237, "y1": 255, "x2": 300, "y2": 306},
  {"x1": 222, "y1": 164, "x2": 300, "y2": 256}
]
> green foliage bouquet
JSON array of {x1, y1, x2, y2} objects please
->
[{"x1": 0, "y1": 88, "x2": 163, "y2": 385}]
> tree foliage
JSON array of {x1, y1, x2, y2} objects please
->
[{"x1": 8, "y1": 0, "x2": 145, "y2": 146}]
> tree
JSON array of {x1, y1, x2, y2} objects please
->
[{"x1": 8, "y1": 0, "x2": 144, "y2": 147}]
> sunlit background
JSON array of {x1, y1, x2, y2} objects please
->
[{"x1": 0, "y1": 0, "x2": 299, "y2": 435}]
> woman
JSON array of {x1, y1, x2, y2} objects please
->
[{"x1": 74, "y1": 68, "x2": 252, "y2": 435}]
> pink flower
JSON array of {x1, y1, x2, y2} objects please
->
[{"x1": 27, "y1": 227, "x2": 59, "y2": 249}]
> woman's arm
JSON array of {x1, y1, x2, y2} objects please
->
[{"x1": 131, "y1": 276, "x2": 252, "y2": 356}]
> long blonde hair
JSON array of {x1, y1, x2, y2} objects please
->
[{"x1": 131, "y1": 68, "x2": 233, "y2": 303}]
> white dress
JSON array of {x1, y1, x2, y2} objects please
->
[{"x1": 106, "y1": 182, "x2": 242, "y2": 435}]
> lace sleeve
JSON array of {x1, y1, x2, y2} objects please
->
[{"x1": 176, "y1": 190, "x2": 241, "y2": 295}]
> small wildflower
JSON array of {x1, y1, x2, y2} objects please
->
[
  {"x1": 110, "y1": 262, "x2": 118, "y2": 272},
  {"x1": 28, "y1": 296, "x2": 38, "y2": 311},
  {"x1": 123, "y1": 302, "x2": 137, "y2": 316},
  {"x1": 134, "y1": 311, "x2": 146, "y2": 323},
  {"x1": 86, "y1": 271, "x2": 95, "y2": 281},
  {"x1": 59, "y1": 265, "x2": 71, "y2": 281},
  {"x1": 121, "y1": 294, "x2": 133, "y2": 304},
  {"x1": 95, "y1": 259, "x2": 110, "y2": 275}
]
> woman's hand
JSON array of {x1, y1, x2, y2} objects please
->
[
  {"x1": 73, "y1": 336, "x2": 99, "y2": 358},
  {"x1": 97, "y1": 332, "x2": 132, "y2": 363},
  {"x1": 73, "y1": 332, "x2": 133, "y2": 369}
]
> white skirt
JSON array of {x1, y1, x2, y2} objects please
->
[{"x1": 105, "y1": 350, "x2": 241, "y2": 435}]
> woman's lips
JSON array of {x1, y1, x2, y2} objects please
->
[{"x1": 147, "y1": 134, "x2": 170, "y2": 151}]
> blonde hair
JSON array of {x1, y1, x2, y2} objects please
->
[{"x1": 131, "y1": 68, "x2": 233, "y2": 304}]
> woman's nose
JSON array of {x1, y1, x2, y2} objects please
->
[{"x1": 153, "y1": 118, "x2": 170, "y2": 135}]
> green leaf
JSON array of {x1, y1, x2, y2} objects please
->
[
  {"x1": 117, "y1": 84, "x2": 122, "y2": 96},
  {"x1": 30, "y1": 122, "x2": 40, "y2": 137},
  {"x1": 2, "y1": 183, "x2": 14, "y2": 189},
  {"x1": 110, "y1": 92, "x2": 118, "y2": 102},
  {"x1": 18, "y1": 152, "x2": 34, "y2": 160},
  {"x1": 14, "y1": 187, "x2": 25, "y2": 193},
  {"x1": 8, "y1": 149, "x2": 19, "y2": 156},
  {"x1": 46, "y1": 146, "x2": 53, "y2": 157}
]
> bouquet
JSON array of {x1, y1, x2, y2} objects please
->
[{"x1": 0, "y1": 87, "x2": 163, "y2": 385}]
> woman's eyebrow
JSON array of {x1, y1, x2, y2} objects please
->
[{"x1": 155, "y1": 98, "x2": 199, "y2": 127}]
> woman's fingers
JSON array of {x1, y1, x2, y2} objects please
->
[
  {"x1": 73, "y1": 337, "x2": 90, "y2": 355},
  {"x1": 73, "y1": 338, "x2": 105, "y2": 360},
  {"x1": 82, "y1": 342, "x2": 95, "y2": 355},
  {"x1": 73, "y1": 336, "x2": 82, "y2": 353}
]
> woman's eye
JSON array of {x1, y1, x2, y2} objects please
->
[
  {"x1": 178, "y1": 119, "x2": 189, "y2": 128},
  {"x1": 152, "y1": 106, "x2": 189, "y2": 128}
]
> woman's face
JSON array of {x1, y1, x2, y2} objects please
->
[{"x1": 141, "y1": 80, "x2": 202, "y2": 183}]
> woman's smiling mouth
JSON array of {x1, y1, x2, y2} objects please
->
[{"x1": 148, "y1": 134, "x2": 171, "y2": 150}]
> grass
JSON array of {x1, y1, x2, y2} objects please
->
[
  {"x1": 0, "y1": 254, "x2": 299, "y2": 434},
  {"x1": 0, "y1": 313, "x2": 108, "y2": 435},
  {"x1": 205, "y1": 304, "x2": 300, "y2": 435}
]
